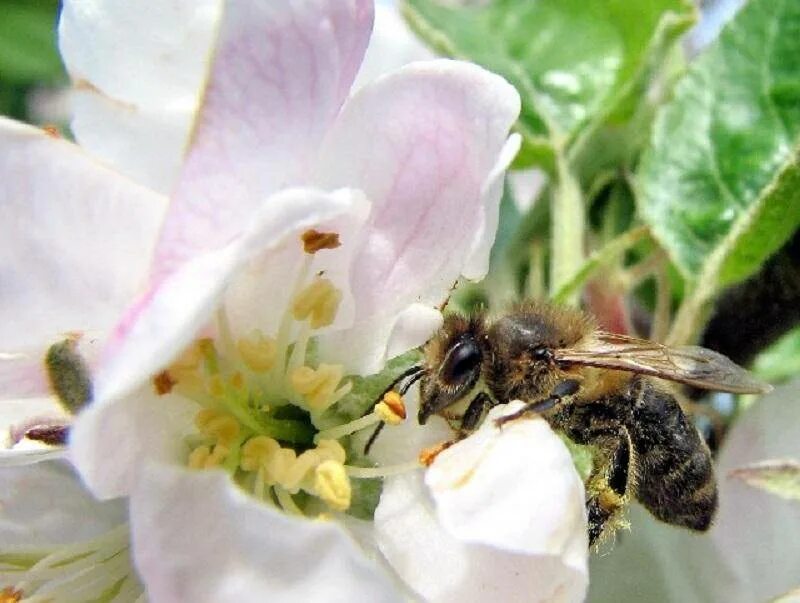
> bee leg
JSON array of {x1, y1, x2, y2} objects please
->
[
  {"x1": 458, "y1": 391, "x2": 494, "y2": 435},
  {"x1": 495, "y1": 379, "x2": 581, "y2": 427},
  {"x1": 587, "y1": 434, "x2": 631, "y2": 546}
]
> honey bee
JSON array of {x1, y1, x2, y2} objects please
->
[{"x1": 370, "y1": 301, "x2": 771, "y2": 545}]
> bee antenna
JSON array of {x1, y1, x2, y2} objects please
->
[{"x1": 362, "y1": 364, "x2": 426, "y2": 455}]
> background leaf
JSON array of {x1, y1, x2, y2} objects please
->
[
  {"x1": 638, "y1": 0, "x2": 800, "y2": 292},
  {"x1": 403, "y1": 0, "x2": 694, "y2": 171},
  {"x1": 729, "y1": 459, "x2": 800, "y2": 502},
  {"x1": 0, "y1": 1, "x2": 63, "y2": 84}
]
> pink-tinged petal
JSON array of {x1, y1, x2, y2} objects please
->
[
  {"x1": 314, "y1": 60, "x2": 520, "y2": 373},
  {"x1": 0, "y1": 460, "x2": 125, "y2": 546},
  {"x1": 130, "y1": 465, "x2": 401, "y2": 602},
  {"x1": 0, "y1": 118, "x2": 165, "y2": 352},
  {"x1": 154, "y1": 0, "x2": 374, "y2": 275},
  {"x1": 59, "y1": 0, "x2": 221, "y2": 192},
  {"x1": 96, "y1": 188, "x2": 367, "y2": 404},
  {"x1": 375, "y1": 472, "x2": 587, "y2": 603},
  {"x1": 69, "y1": 387, "x2": 197, "y2": 499}
]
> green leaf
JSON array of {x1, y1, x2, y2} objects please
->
[
  {"x1": 0, "y1": 1, "x2": 63, "y2": 84},
  {"x1": 402, "y1": 0, "x2": 695, "y2": 169},
  {"x1": 638, "y1": 0, "x2": 800, "y2": 292},
  {"x1": 753, "y1": 327, "x2": 800, "y2": 383},
  {"x1": 729, "y1": 459, "x2": 800, "y2": 502}
]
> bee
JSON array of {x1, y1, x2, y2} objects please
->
[{"x1": 370, "y1": 301, "x2": 771, "y2": 545}]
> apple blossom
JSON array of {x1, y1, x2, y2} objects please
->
[{"x1": 0, "y1": 0, "x2": 593, "y2": 600}]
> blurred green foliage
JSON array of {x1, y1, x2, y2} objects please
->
[{"x1": 0, "y1": 0, "x2": 65, "y2": 121}]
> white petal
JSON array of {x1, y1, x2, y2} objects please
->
[
  {"x1": 0, "y1": 118, "x2": 165, "y2": 351},
  {"x1": 0, "y1": 460, "x2": 125, "y2": 547},
  {"x1": 96, "y1": 188, "x2": 366, "y2": 404},
  {"x1": 352, "y1": 2, "x2": 433, "y2": 90},
  {"x1": 153, "y1": 0, "x2": 374, "y2": 274},
  {"x1": 375, "y1": 471, "x2": 588, "y2": 603},
  {"x1": 129, "y1": 464, "x2": 401, "y2": 603},
  {"x1": 314, "y1": 60, "x2": 520, "y2": 372},
  {"x1": 461, "y1": 133, "x2": 522, "y2": 280},
  {"x1": 70, "y1": 386, "x2": 196, "y2": 500},
  {"x1": 59, "y1": 0, "x2": 221, "y2": 191},
  {"x1": 320, "y1": 303, "x2": 443, "y2": 376},
  {"x1": 223, "y1": 191, "x2": 371, "y2": 341},
  {"x1": 426, "y1": 402, "x2": 588, "y2": 561}
]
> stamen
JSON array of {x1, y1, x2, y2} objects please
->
[
  {"x1": 0, "y1": 587, "x2": 22, "y2": 603},
  {"x1": 419, "y1": 441, "x2": 455, "y2": 467},
  {"x1": 274, "y1": 487, "x2": 303, "y2": 516},
  {"x1": 314, "y1": 412, "x2": 382, "y2": 442},
  {"x1": 290, "y1": 364, "x2": 349, "y2": 412},
  {"x1": 375, "y1": 391, "x2": 406, "y2": 425},
  {"x1": 314, "y1": 460, "x2": 351, "y2": 511},
  {"x1": 301, "y1": 229, "x2": 341, "y2": 254},
  {"x1": 195, "y1": 410, "x2": 240, "y2": 446},
  {"x1": 345, "y1": 460, "x2": 421, "y2": 479},
  {"x1": 291, "y1": 278, "x2": 342, "y2": 329},
  {"x1": 237, "y1": 330, "x2": 277, "y2": 372}
]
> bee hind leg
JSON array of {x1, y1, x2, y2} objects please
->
[{"x1": 587, "y1": 434, "x2": 631, "y2": 547}]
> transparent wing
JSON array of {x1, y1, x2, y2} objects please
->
[{"x1": 554, "y1": 332, "x2": 772, "y2": 394}]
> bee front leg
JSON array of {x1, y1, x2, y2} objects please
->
[
  {"x1": 495, "y1": 379, "x2": 581, "y2": 428},
  {"x1": 459, "y1": 391, "x2": 494, "y2": 435}
]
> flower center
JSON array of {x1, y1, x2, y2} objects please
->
[{"x1": 155, "y1": 231, "x2": 419, "y2": 518}]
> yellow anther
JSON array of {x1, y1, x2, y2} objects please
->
[
  {"x1": 314, "y1": 460, "x2": 352, "y2": 511},
  {"x1": 283, "y1": 448, "x2": 324, "y2": 491},
  {"x1": 237, "y1": 330, "x2": 277, "y2": 372},
  {"x1": 291, "y1": 278, "x2": 342, "y2": 329},
  {"x1": 301, "y1": 229, "x2": 341, "y2": 254},
  {"x1": 188, "y1": 445, "x2": 212, "y2": 469},
  {"x1": 195, "y1": 409, "x2": 240, "y2": 446},
  {"x1": 290, "y1": 364, "x2": 348, "y2": 411},
  {"x1": 240, "y1": 436, "x2": 280, "y2": 472},
  {"x1": 229, "y1": 371, "x2": 245, "y2": 391},
  {"x1": 207, "y1": 375, "x2": 225, "y2": 398},
  {"x1": 375, "y1": 391, "x2": 407, "y2": 425},
  {"x1": 265, "y1": 447, "x2": 297, "y2": 486},
  {"x1": 187, "y1": 444, "x2": 229, "y2": 469}
]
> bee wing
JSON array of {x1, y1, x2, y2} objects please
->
[{"x1": 554, "y1": 332, "x2": 772, "y2": 394}]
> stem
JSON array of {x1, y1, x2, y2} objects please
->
[
  {"x1": 552, "y1": 226, "x2": 650, "y2": 305},
  {"x1": 550, "y1": 149, "x2": 585, "y2": 304},
  {"x1": 666, "y1": 283, "x2": 713, "y2": 346},
  {"x1": 651, "y1": 259, "x2": 672, "y2": 342}
]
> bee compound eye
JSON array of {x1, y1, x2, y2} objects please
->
[
  {"x1": 532, "y1": 346, "x2": 552, "y2": 362},
  {"x1": 441, "y1": 339, "x2": 482, "y2": 384}
]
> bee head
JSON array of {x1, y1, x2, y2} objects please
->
[{"x1": 419, "y1": 314, "x2": 486, "y2": 424}]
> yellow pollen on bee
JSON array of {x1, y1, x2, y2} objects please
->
[
  {"x1": 237, "y1": 330, "x2": 278, "y2": 372},
  {"x1": 314, "y1": 460, "x2": 352, "y2": 512},
  {"x1": 290, "y1": 364, "x2": 351, "y2": 412},
  {"x1": 291, "y1": 277, "x2": 342, "y2": 329},
  {"x1": 375, "y1": 391, "x2": 407, "y2": 425}
]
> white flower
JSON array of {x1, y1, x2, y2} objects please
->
[
  {"x1": 374, "y1": 402, "x2": 589, "y2": 602},
  {"x1": 0, "y1": 0, "x2": 589, "y2": 600}
]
